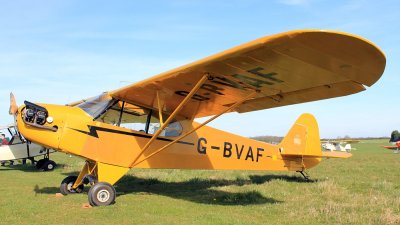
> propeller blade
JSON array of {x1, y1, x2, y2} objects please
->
[
  {"x1": 9, "y1": 92, "x2": 18, "y2": 115},
  {"x1": 8, "y1": 92, "x2": 20, "y2": 135}
]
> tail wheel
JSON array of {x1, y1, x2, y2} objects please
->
[
  {"x1": 60, "y1": 176, "x2": 84, "y2": 195},
  {"x1": 88, "y1": 182, "x2": 116, "y2": 206}
]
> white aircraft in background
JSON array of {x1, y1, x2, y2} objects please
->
[
  {"x1": 0, "y1": 124, "x2": 56, "y2": 171},
  {"x1": 322, "y1": 140, "x2": 359, "y2": 152}
]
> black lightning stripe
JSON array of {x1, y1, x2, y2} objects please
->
[{"x1": 69, "y1": 126, "x2": 194, "y2": 146}]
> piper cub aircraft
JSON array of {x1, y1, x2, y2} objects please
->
[{"x1": 10, "y1": 30, "x2": 385, "y2": 206}]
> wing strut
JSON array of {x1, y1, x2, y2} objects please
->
[
  {"x1": 156, "y1": 91, "x2": 164, "y2": 126},
  {"x1": 130, "y1": 90, "x2": 257, "y2": 167},
  {"x1": 131, "y1": 74, "x2": 210, "y2": 165}
]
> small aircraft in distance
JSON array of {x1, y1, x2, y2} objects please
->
[
  {"x1": 0, "y1": 124, "x2": 56, "y2": 170},
  {"x1": 381, "y1": 133, "x2": 400, "y2": 153},
  {"x1": 381, "y1": 145, "x2": 400, "y2": 153},
  {"x1": 322, "y1": 140, "x2": 359, "y2": 152},
  {"x1": 10, "y1": 30, "x2": 385, "y2": 206}
]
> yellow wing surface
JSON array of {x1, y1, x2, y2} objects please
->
[{"x1": 111, "y1": 30, "x2": 386, "y2": 119}]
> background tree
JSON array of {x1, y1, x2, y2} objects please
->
[{"x1": 390, "y1": 130, "x2": 400, "y2": 142}]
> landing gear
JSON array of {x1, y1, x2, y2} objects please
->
[
  {"x1": 36, "y1": 158, "x2": 56, "y2": 171},
  {"x1": 35, "y1": 159, "x2": 45, "y2": 169},
  {"x1": 60, "y1": 176, "x2": 84, "y2": 195},
  {"x1": 36, "y1": 149, "x2": 56, "y2": 171},
  {"x1": 59, "y1": 161, "x2": 126, "y2": 206},
  {"x1": 88, "y1": 182, "x2": 116, "y2": 206},
  {"x1": 298, "y1": 170, "x2": 311, "y2": 182},
  {"x1": 59, "y1": 175, "x2": 116, "y2": 206},
  {"x1": 42, "y1": 160, "x2": 56, "y2": 171}
]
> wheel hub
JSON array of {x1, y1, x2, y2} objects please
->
[
  {"x1": 67, "y1": 182, "x2": 73, "y2": 191},
  {"x1": 97, "y1": 190, "x2": 110, "y2": 203}
]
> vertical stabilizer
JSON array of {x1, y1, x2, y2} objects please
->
[
  {"x1": 278, "y1": 113, "x2": 322, "y2": 170},
  {"x1": 279, "y1": 113, "x2": 321, "y2": 157},
  {"x1": 279, "y1": 114, "x2": 351, "y2": 170}
]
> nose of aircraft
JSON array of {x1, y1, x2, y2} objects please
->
[{"x1": 17, "y1": 101, "x2": 67, "y2": 150}]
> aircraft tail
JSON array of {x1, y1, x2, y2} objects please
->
[
  {"x1": 344, "y1": 144, "x2": 352, "y2": 152},
  {"x1": 279, "y1": 113, "x2": 351, "y2": 169}
]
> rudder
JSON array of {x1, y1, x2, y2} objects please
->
[{"x1": 279, "y1": 113, "x2": 322, "y2": 169}]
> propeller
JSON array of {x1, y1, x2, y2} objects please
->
[
  {"x1": 8, "y1": 92, "x2": 20, "y2": 135},
  {"x1": 8, "y1": 93, "x2": 26, "y2": 144},
  {"x1": 9, "y1": 92, "x2": 18, "y2": 115}
]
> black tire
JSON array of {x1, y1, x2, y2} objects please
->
[
  {"x1": 36, "y1": 159, "x2": 46, "y2": 169},
  {"x1": 42, "y1": 160, "x2": 56, "y2": 171},
  {"x1": 88, "y1": 182, "x2": 116, "y2": 206},
  {"x1": 60, "y1": 176, "x2": 84, "y2": 195}
]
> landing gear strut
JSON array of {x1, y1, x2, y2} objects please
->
[
  {"x1": 59, "y1": 175, "x2": 116, "y2": 206},
  {"x1": 298, "y1": 170, "x2": 311, "y2": 182},
  {"x1": 59, "y1": 161, "x2": 126, "y2": 206},
  {"x1": 60, "y1": 176, "x2": 84, "y2": 195}
]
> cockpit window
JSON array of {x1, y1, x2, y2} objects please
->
[
  {"x1": 97, "y1": 101, "x2": 150, "y2": 130},
  {"x1": 77, "y1": 93, "x2": 115, "y2": 119},
  {"x1": 95, "y1": 100, "x2": 182, "y2": 137}
]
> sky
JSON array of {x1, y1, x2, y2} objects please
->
[{"x1": 0, "y1": 0, "x2": 399, "y2": 138}]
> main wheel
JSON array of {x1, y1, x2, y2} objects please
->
[
  {"x1": 36, "y1": 159, "x2": 46, "y2": 169},
  {"x1": 60, "y1": 176, "x2": 84, "y2": 195},
  {"x1": 88, "y1": 182, "x2": 116, "y2": 206},
  {"x1": 42, "y1": 160, "x2": 56, "y2": 171}
]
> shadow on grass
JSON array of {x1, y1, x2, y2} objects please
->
[
  {"x1": 114, "y1": 175, "x2": 283, "y2": 205},
  {"x1": 0, "y1": 163, "x2": 66, "y2": 172},
  {"x1": 32, "y1": 173, "x2": 317, "y2": 206},
  {"x1": 249, "y1": 174, "x2": 318, "y2": 184}
]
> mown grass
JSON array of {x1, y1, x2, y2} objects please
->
[{"x1": 0, "y1": 139, "x2": 399, "y2": 225}]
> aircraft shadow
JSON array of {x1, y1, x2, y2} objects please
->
[
  {"x1": 0, "y1": 163, "x2": 66, "y2": 172},
  {"x1": 34, "y1": 173, "x2": 315, "y2": 206},
  {"x1": 248, "y1": 174, "x2": 318, "y2": 184}
]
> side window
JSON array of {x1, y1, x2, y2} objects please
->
[
  {"x1": 119, "y1": 103, "x2": 148, "y2": 132},
  {"x1": 95, "y1": 102, "x2": 122, "y2": 125},
  {"x1": 11, "y1": 135, "x2": 23, "y2": 144},
  {"x1": 147, "y1": 112, "x2": 182, "y2": 137},
  {"x1": 147, "y1": 116, "x2": 160, "y2": 135},
  {"x1": 96, "y1": 101, "x2": 149, "y2": 132},
  {"x1": 163, "y1": 121, "x2": 183, "y2": 137},
  {"x1": 95, "y1": 100, "x2": 182, "y2": 137}
]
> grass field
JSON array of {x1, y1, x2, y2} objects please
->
[{"x1": 0, "y1": 139, "x2": 399, "y2": 225}]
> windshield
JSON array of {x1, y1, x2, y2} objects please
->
[{"x1": 77, "y1": 93, "x2": 115, "y2": 118}]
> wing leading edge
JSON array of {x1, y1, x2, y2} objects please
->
[{"x1": 111, "y1": 30, "x2": 386, "y2": 119}]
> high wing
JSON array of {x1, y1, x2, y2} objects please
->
[{"x1": 111, "y1": 30, "x2": 386, "y2": 119}]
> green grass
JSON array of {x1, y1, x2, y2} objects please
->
[{"x1": 1, "y1": 139, "x2": 399, "y2": 225}]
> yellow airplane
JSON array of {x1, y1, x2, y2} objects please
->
[{"x1": 9, "y1": 30, "x2": 385, "y2": 206}]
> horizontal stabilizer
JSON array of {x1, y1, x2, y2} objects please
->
[
  {"x1": 282, "y1": 151, "x2": 351, "y2": 158},
  {"x1": 321, "y1": 151, "x2": 352, "y2": 158}
]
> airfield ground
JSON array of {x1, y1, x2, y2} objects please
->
[{"x1": 0, "y1": 139, "x2": 399, "y2": 225}]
